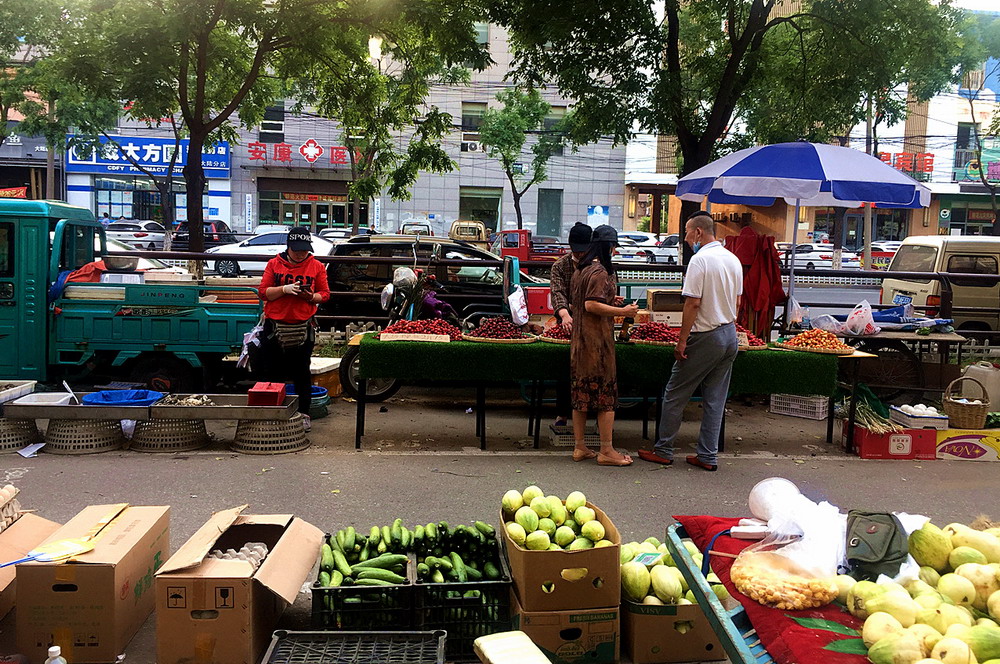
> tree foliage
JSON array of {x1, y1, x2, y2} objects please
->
[{"x1": 477, "y1": 87, "x2": 567, "y2": 229}]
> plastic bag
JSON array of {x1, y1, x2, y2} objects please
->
[
  {"x1": 845, "y1": 300, "x2": 881, "y2": 336},
  {"x1": 787, "y1": 296, "x2": 804, "y2": 325},
  {"x1": 508, "y1": 285, "x2": 529, "y2": 326},
  {"x1": 811, "y1": 314, "x2": 848, "y2": 334}
]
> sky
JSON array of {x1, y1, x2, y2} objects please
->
[{"x1": 954, "y1": 0, "x2": 999, "y2": 10}]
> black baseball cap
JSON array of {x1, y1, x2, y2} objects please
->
[
  {"x1": 568, "y1": 222, "x2": 593, "y2": 252},
  {"x1": 592, "y1": 224, "x2": 620, "y2": 247},
  {"x1": 286, "y1": 226, "x2": 313, "y2": 251}
]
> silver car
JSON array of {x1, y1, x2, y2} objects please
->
[{"x1": 105, "y1": 220, "x2": 166, "y2": 250}]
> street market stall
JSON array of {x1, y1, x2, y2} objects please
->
[{"x1": 354, "y1": 335, "x2": 841, "y2": 449}]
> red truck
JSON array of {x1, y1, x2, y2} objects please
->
[{"x1": 490, "y1": 229, "x2": 567, "y2": 276}]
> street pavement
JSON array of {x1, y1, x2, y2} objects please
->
[{"x1": 1, "y1": 385, "x2": 997, "y2": 662}]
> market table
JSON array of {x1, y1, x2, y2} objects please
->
[
  {"x1": 355, "y1": 336, "x2": 842, "y2": 449},
  {"x1": 841, "y1": 330, "x2": 967, "y2": 393}
]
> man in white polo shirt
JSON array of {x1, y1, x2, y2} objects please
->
[{"x1": 639, "y1": 212, "x2": 743, "y2": 471}]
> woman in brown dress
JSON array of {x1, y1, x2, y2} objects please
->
[{"x1": 569, "y1": 225, "x2": 638, "y2": 465}]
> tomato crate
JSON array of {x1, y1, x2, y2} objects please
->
[
  {"x1": 310, "y1": 549, "x2": 417, "y2": 630},
  {"x1": 768, "y1": 393, "x2": 829, "y2": 420},
  {"x1": 261, "y1": 630, "x2": 447, "y2": 664},
  {"x1": 414, "y1": 540, "x2": 513, "y2": 663}
]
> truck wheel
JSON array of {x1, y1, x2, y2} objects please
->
[
  {"x1": 129, "y1": 355, "x2": 201, "y2": 393},
  {"x1": 339, "y1": 346, "x2": 401, "y2": 402},
  {"x1": 215, "y1": 259, "x2": 241, "y2": 277}
]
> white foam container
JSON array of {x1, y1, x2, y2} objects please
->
[
  {"x1": 10, "y1": 393, "x2": 74, "y2": 406},
  {"x1": 0, "y1": 380, "x2": 37, "y2": 404}
]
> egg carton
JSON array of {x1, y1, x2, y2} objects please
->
[
  {"x1": 889, "y1": 406, "x2": 950, "y2": 430},
  {"x1": 0, "y1": 484, "x2": 22, "y2": 534},
  {"x1": 206, "y1": 542, "x2": 269, "y2": 570}
]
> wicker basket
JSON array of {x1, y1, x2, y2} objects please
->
[
  {"x1": 232, "y1": 414, "x2": 310, "y2": 455},
  {"x1": 632, "y1": 338, "x2": 677, "y2": 347},
  {"x1": 775, "y1": 342, "x2": 855, "y2": 355},
  {"x1": 44, "y1": 419, "x2": 125, "y2": 454},
  {"x1": 536, "y1": 335, "x2": 571, "y2": 345},
  {"x1": 0, "y1": 418, "x2": 41, "y2": 453},
  {"x1": 942, "y1": 377, "x2": 990, "y2": 429},
  {"x1": 131, "y1": 419, "x2": 210, "y2": 452}
]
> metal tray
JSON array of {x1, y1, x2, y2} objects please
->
[
  {"x1": 149, "y1": 394, "x2": 297, "y2": 420},
  {"x1": 3, "y1": 393, "x2": 153, "y2": 420}
]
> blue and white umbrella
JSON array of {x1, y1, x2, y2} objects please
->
[{"x1": 676, "y1": 141, "x2": 931, "y2": 298}]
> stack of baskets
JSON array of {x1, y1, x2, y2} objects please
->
[
  {"x1": 0, "y1": 418, "x2": 41, "y2": 453},
  {"x1": 131, "y1": 419, "x2": 210, "y2": 452},
  {"x1": 232, "y1": 413, "x2": 310, "y2": 454},
  {"x1": 942, "y1": 377, "x2": 991, "y2": 429}
]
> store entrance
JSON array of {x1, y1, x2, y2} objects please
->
[{"x1": 280, "y1": 201, "x2": 346, "y2": 231}]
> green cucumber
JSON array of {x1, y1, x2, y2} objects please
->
[
  {"x1": 354, "y1": 578, "x2": 393, "y2": 586},
  {"x1": 320, "y1": 544, "x2": 335, "y2": 572},
  {"x1": 332, "y1": 549, "x2": 353, "y2": 578},
  {"x1": 381, "y1": 525, "x2": 392, "y2": 547},
  {"x1": 450, "y1": 552, "x2": 467, "y2": 582},
  {"x1": 335, "y1": 530, "x2": 346, "y2": 551},
  {"x1": 331, "y1": 570, "x2": 344, "y2": 587},
  {"x1": 369, "y1": 526, "x2": 381, "y2": 546},
  {"x1": 414, "y1": 524, "x2": 425, "y2": 546},
  {"x1": 401, "y1": 527, "x2": 412, "y2": 551},
  {"x1": 474, "y1": 521, "x2": 495, "y2": 537},
  {"x1": 344, "y1": 526, "x2": 356, "y2": 552},
  {"x1": 358, "y1": 541, "x2": 370, "y2": 563},
  {"x1": 417, "y1": 562, "x2": 430, "y2": 579},
  {"x1": 426, "y1": 522, "x2": 438, "y2": 543},
  {"x1": 319, "y1": 571, "x2": 332, "y2": 587},
  {"x1": 351, "y1": 553, "x2": 409, "y2": 571},
  {"x1": 356, "y1": 568, "x2": 407, "y2": 584},
  {"x1": 465, "y1": 566, "x2": 482, "y2": 581},
  {"x1": 431, "y1": 569, "x2": 445, "y2": 583},
  {"x1": 484, "y1": 562, "x2": 500, "y2": 580}
]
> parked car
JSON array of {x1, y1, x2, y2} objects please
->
[
  {"x1": 319, "y1": 228, "x2": 353, "y2": 242},
  {"x1": 882, "y1": 236, "x2": 1000, "y2": 333},
  {"x1": 169, "y1": 220, "x2": 237, "y2": 251},
  {"x1": 206, "y1": 231, "x2": 333, "y2": 276},
  {"x1": 400, "y1": 221, "x2": 433, "y2": 235},
  {"x1": 614, "y1": 237, "x2": 651, "y2": 262},
  {"x1": 99, "y1": 238, "x2": 190, "y2": 275},
  {"x1": 321, "y1": 234, "x2": 540, "y2": 329},
  {"x1": 776, "y1": 243, "x2": 860, "y2": 270},
  {"x1": 105, "y1": 220, "x2": 166, "y2": 250}
]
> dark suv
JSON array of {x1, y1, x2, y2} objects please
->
[
  {"x1": 170, "y1": 220, "x2": 237, "y2": 251},
  {"x1": 319, "y1": 235, "x2": 539, "y2": 329}
]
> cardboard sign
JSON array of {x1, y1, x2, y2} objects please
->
[{"x1": 379, "y1": 333, "x2": 451, "y2": 343}]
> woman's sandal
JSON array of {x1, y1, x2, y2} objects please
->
[
  {"x1": 573, "y1": 448, "x2": 598, "y2": 462},
  {"x1": 597, "y1": 451, "x2": 633, "y2": 466}
]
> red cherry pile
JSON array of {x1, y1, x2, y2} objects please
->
[
  {"x1": 736, "y1": 324, "x2": 767, "y2": 347},
  {"x1": 379, "y1": 319, "x2": 462, "y2": 341},
  {"x1": 630, "y1": 323, "x2": 680, "y2": 343},
  {"x1": 540, "y1": 325, "x2": 571, "y2": 340},
  {"x1": 469, "y1": 317, "x2": 526, "y2": 340}
]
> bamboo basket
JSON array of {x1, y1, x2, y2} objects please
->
[
  {"x1": 536, "y1": 335, "x2": 571, "y2": 345},
  {"x1": 942, "y1": 376, "x2": 990, "y2": 429},
  {"x1": 775, "y1": 342, "x2": 855, "y2": 355},
  {"x1": 631, "y1": 338, "x2": 677, "y2": 347},
  {"x1": 739, "y1": 345, "x2": 770, "y2": 351},
  {"x1": 462, "y1": 334, "x2": 536, "y2": 344}
]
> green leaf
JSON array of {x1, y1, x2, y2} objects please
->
[
  {"x1": 822, "y1": 638, "x2": 868, "y2": 655},
  {"x1": 786, "y1": 615, "x2": 861, "y2": 637}
]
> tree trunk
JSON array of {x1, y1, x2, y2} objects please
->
[
  {"x1": 182, "y1": 134, "x2": 207, "y2": 253},
  {"x1": 512, "y1": 189, "x2": 524, "y2": 230},
  {"x1": 351, "y1": 197, "x2": 361, "y2": 236}
]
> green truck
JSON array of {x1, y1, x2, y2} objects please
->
[{"x1": 0, "y1": 199, "x2": 261, "y2": 389}]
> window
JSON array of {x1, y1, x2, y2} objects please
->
[
  {"x1": 244, "y1": 233, "x2": 286, "y2": 246},
  {"x1": 0, "y1": 223, "x2": 12, "y2": 277},
  {"x1": 963, "y1": 68, "x2": 986, "y2": 90},
  {"x1": 947, "y1": 254, "x2": 998, "y2": 287},
  {"x1": 889, "y1": 244, "x2": 938, "y2": 283},
  {"x1": 144, "y1": 222, "x2": 165, "y2": 232},
  {"x1": 259, "y1": 104, "x2": 285, "y2": 143},
  {"x1": 542, "y1": 106, "x2": 566, "y2": 155},
  {"x1": 462, "y1": 102, "x2": 488, "y2": 139},
  {"x1": 473, "y1": 22, "x2": 489, "y2": 45},
  {"x1": 459, "y1": 186, "x2": 502, "y2": 230},
  {"x1": 537, "y1": 188, "x2": 563, "y2": 237},
  {"x1": 107, "y1": 223, "x2": 142, "y2": 232},
  {"x1": 442, "y1": 248, "x2": 502, "y2": 284}
]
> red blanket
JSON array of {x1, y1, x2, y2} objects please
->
[{"x1": 675, "y1": 515, "x2": 867, "y2": 664}]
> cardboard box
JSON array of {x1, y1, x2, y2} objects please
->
[
  {"x1": 649, "y1": 311, "x2": 682, "y2": 326},
  {"x1": 936, "y1": 429, "x2": 1000, "y2": 461},
  {"x1": 155, "y1": 505, "x2": 323, "y2": 664},
  {"x1": 646, "y1": 289, "x2": 684, "y2": 312},
  {"x1": 511, "y1": 591, "x2": 619, "y2": 664},
  {"x1": 841, "y1": 422, "x2": 937, "y2": 460},
  {"x1": 0, "y1": 514, "x2": 61, "y2": 620},
  {"x1": 16, "y1": 504, "x2": 170, "y2": 664},
  {"x1": 621, "y1": 599, "x2": 723, "y2": 663},
  {"x1": 501, "y1": 503, "x2": 620, "y2": 612}
]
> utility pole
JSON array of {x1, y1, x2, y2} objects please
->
[
  {"x1": 45, "y1": 100, "x2": 56, "y2": 200},
  {"x1": 862, "y1": 96, "x2": 874, "y2": 271}
]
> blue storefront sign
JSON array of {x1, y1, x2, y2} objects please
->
[{"x1": 66, "y1": 135, "x2": 230, "y2": 178}]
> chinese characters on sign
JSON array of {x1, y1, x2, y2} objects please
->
[
  {"x1": 66, "y1": 135, "x2": 230, "y2": 178},
  {"x1": 246, "y1": 139, "x2": 362, "y2": 166},
  {"x1": 878, "y1": 152, "x2": 935, "y2": 173}
]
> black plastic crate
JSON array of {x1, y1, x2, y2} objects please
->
[
  {"x1": 311, "y1": 551, "x2": 416, "y2": 630},
  {"x1": 261, "y1": 630, "x2": 447, "y2": 664},
  {"x1": 414, "y1": 540, "x2": 513, "y2": 662}
]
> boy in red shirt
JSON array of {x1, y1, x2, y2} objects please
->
[{"x1": 256, "y1": 227, "x2": 330, "y2": 430}]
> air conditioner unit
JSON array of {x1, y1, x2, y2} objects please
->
[{"x1": 461, "y1": 141, "x2": 482, "y2": 153}]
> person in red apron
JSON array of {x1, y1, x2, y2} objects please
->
[{"x1": 256, "y1": 227, "x2": 330, "y2": 431}]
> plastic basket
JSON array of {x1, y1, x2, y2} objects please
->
[
  {"x1": 231, "y1": 413, "x2": 310, "y2": 455},
  {"x1": 548, "y1": 424, "x2": 600, "y2": 447},
  {"x1": 131, "y1": 419, "x2": 210, "y2": 452},
  {"x1": 311, "y1": 553, "x2": 416, "y2": 630},
  {"x1": 414, "y1": 540, "x2": 512, "y2": 662},
  {"x1": 44, "y1": 419, "x2": 125, "y2": 454},
  {"x1": 768, "y1": 394, "x2": 829, "y2": 421},
  {"x1": 261, "y1": 630, "x2": 447, "y2": 664},
  {"x1": 0, "y1": 418, "x2": 41, "y2": 453}
]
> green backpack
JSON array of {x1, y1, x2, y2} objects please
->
[{"x1": 845, "y1": 510, "x2": 910, "y2": 581}]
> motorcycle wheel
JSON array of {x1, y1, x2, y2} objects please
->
[{"x1": 339, "y1": 345, "x2": 402, "y2": 402}]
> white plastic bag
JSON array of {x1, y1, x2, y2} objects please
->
[
  {"x1": 845, "y1": 300, "x2": 880, "y2": 336},
  {"x1": 811, "y1": 314, "x2": 848, "y2": 334},
  {"x1": 508, "y1": 286, "x2": 529, "y2": 326}
]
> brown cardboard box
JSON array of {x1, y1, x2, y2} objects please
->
[
  {"x1": 621, "y1": 599, "x2": 723, "y2": 663},
  {"x1": 0, "y1": 514, "x2": 62, "y2": 620},
  {"x1": 501, "y1": 503, "x2": 620, "y2": 612},
  {"x1": 511, "y1": 591, "x2": 619, "y2": 664},
  {"x1": 646, "y1": 289, "x2": 684, "y2": 312},
  {"x1": 16, "y1": 504, "x2": 170, "y2": 664},
  {"x1": 155, "y1": 505, "x2": 323, "y2": 664}
]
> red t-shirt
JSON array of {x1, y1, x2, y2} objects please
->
[{"x1": 258, "y1": 253, "x2": 330, "y2": 323}]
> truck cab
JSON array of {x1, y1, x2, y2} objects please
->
[
  {"x1": 490, "y1": 229, "x2": 567, "y2": 276},
  {"x1": 0, "y1": 199, "x2": 260, "y2": 388},
  {"x1": 448, "y1": 220, "x2": 488, "y2": 249}
]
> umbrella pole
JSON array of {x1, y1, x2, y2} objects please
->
[{"x1": 788, "y1": 198, "x2": 800, "y2": 304}]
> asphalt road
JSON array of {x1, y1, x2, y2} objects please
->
[{"x1": 1, "y1": 386, "x2": 997, "y2": 662}]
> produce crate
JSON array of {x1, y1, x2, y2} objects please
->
[
  {"x1": 768, "y1": 394, "x2": 829, "y2": 421},
  {"x1": 261, "y1": 630, "x2": 447, "y2": 664},
  {"x1": 888, "y1": 405, "x2": 949, "y2": 430},
  {"x1": 665, "y1": 523, "x2": 773, "y2": 664},
  {"x1": 548, "y1": 424, "x2": 599, "y2": 447},
  {"x1": 0, "y1": 381, "x2": 36, "y2": 405},
  {"x1": 311, "y1": 546, "x2": 416, "y2": 630},
  {"x1": 415, "y1": 540, "x2": 513, "y2": 662}
]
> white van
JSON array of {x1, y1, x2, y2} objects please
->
[{"x1": 881, "y1": 236, "x2": 1000, "y2": 332}]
